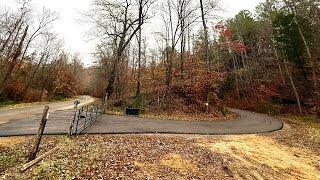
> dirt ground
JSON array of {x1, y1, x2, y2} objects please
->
[{"x1": 0, "y1": 118, "x2": 319, "y2": 179}]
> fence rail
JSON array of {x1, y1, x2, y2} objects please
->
[{"x1": 69, "y1": 102, "x2": 103, "y2": 136}]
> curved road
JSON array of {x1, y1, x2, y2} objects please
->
[
  {"x1": 0, "y1": 101, "x2": 283, "y2": 136},
  {"x1": 83, "y1": 109, "x2": 283, "y2": 135},
  {"x1": 0, "y1": 96, "x2": 94, "y2": 125}
]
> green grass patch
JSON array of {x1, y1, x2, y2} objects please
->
[{"x1": 0, "y1": 100, "x2": 17, "y2": 107}]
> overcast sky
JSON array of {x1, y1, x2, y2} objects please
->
[{"x1": 0, "y1": 0, "x2": 263, "y2": 66}]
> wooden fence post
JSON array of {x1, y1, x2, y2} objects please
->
[{"x1": 28, "y1": 106, "x2": 49, "y2": 162}]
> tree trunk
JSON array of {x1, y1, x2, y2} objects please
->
[
  {"x1": 136, "y1": 0, "x2": 143, "y2": 97},
  {"x1": 180, "y1": 29, "x2": 185, "y2": 79},
  {"x1": 233, "y1": 53, "x2": 240, "y2": 101},
  {"x1": 291, "y1": 5, "x2": 317, "y2": 89},
  {"x1": 106, "y1": 54, "x2": 119, "y2": 99},
  {"x1": 272, "y1": 41, "x2": 286, "y2": 85},
  {"x1": 200, "y1": 0, "x2": 210, "y2": 113},
  {"x1": 199, "y1": 0, "x2": 209, "y2": 66},
  {"x1": 180, "y1": 2, "x2": 185, "y2": 80},
  {"x1": 21, "y1": 54, "x2": 47, "y2": 99},
  {"x1": 0, "y1": 32, "x2": 14, "y2": 55},
  {"x1": 284, "y1": 58, "x2": 303, "y2": 115},
  {"x1": 5, "y1": 23, "x2": 23, "y2": 59},
  {"x1": 0, "y1": 17, "x2": 23, "y2": 54},
  {"x1": 190, "y1": 35, "x2": 195, "y2": 85}
]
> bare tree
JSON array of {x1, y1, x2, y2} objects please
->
[
  {"x1": 0, "y1": 6, "x2": 27, "y2": 55},
  {"x1": 136, "y1": 0, "x2": 144, "y2": 96},
  {"x1": 0, "y1": 25, "x2": 28, "y2": 95},
  {"x1": 21, "y1": 8, "x2": 59, "y2": 60},
  {"x1": 20, "y1": 32, "x2": 58, "y2": 99},
  {"x1": 0, "y1": 3, "x2": 28, "y2": 92},
  {"x1": 38, "y1": 40, "x2": 63, "y2": 101},
  {"x1": 199, "y1": 0, "x2": 220, "y2": 112},
  {"x1": 0, "y1": 1, "x2": 58, "y2": 96},
  {"x1": 86, "y1": 0, "x2": 154, "y2": 98},
  {"x1": 159, "y1": 0, "x2": 218, "y2": 89}
]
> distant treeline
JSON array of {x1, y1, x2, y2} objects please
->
[{"x1": 0, "y1": 1, "x2": 86, "y2": 103}]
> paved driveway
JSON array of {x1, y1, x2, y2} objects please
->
[
  {"x1": 0, "y1": 108, "x2": 283, "y2": 136},
  {"x1": 83, "y1": 109, "x2": 283, "y2": 135},
  {"x1": 0, "y1": 96, "x2": 94, "y2": 124}
]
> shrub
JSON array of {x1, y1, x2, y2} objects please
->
[
  {"x1": 256, "y1": 101, "x2": 283, "y2": 115},
  {"x1": 132, "y1": 94, "x2": 147, "y2": 112}
]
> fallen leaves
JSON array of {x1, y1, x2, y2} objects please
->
[
  {"x1": 198, "y1": 135, "x2": 320, "y2": 179},
  {"x1": 160, "y1": 153, "x2": 197, "y2": 173},
  {"x1": 1, "y1": 117, "x2": 319, "y2": 179},
  {"x1": 0, "y1": 136, "x2": 31, "y2": 148}
]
